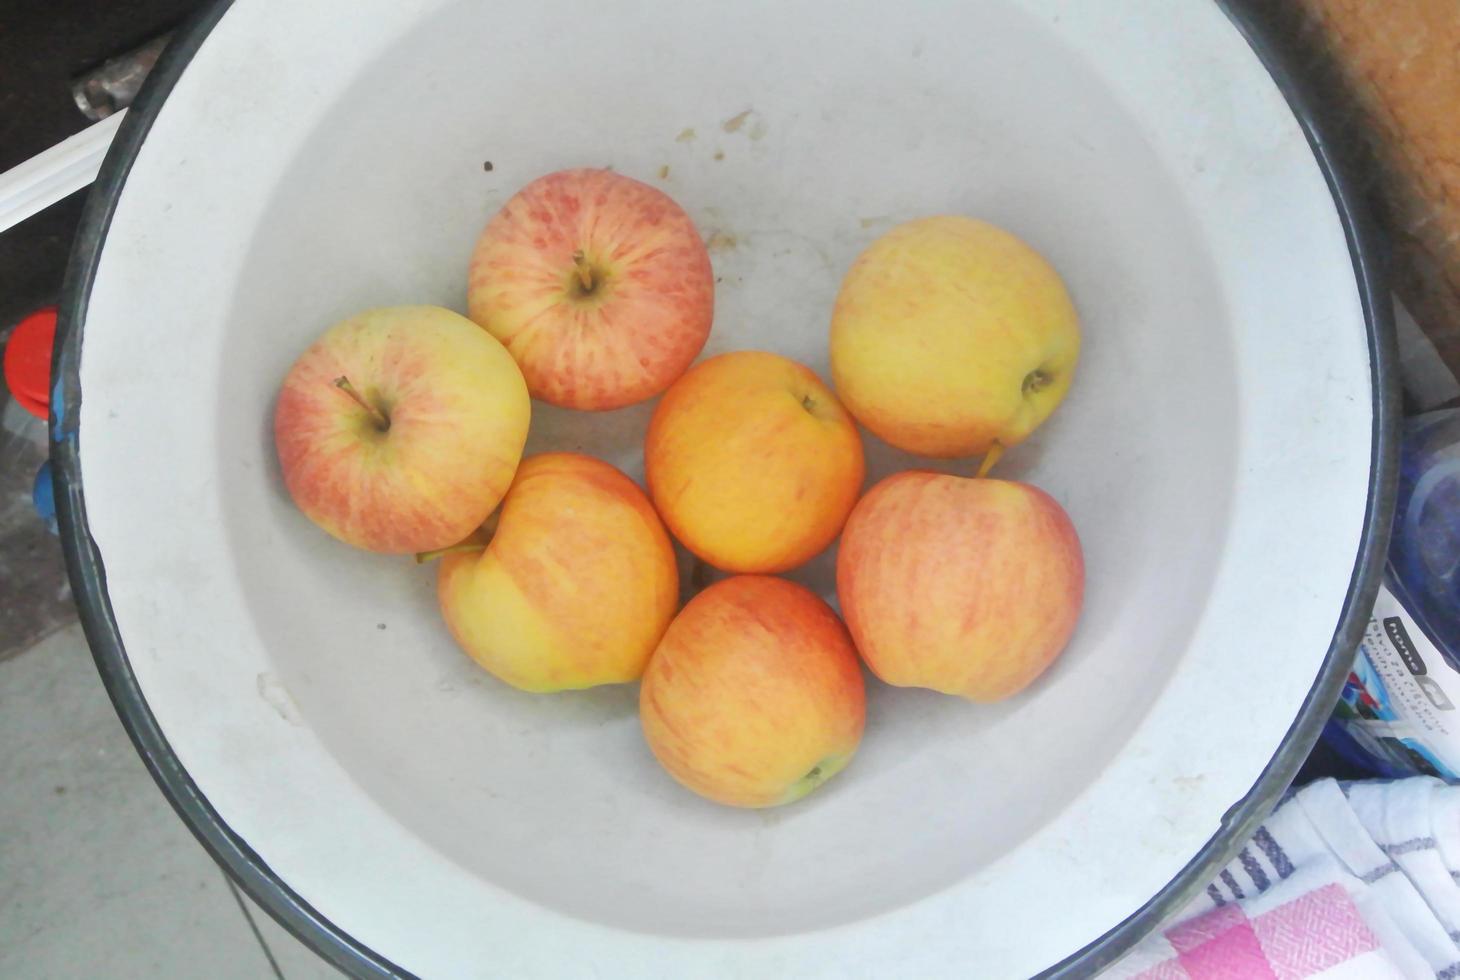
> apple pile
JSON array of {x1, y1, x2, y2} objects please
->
[{"x1": 274, "y1": 167, "x2": 1084, "y2": 810}]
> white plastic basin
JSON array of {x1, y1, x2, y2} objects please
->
[{"x1": 54, "y1": 0, "x2": 1391, "y2": 975}]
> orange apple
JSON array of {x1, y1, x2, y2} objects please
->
[
  {"x1": 273, "y1": 305, "x2": 530, "y2": 554},
  {"x1": 436, "y1": 453, "x2": 679, "y2": 692},
  {"x1": 640, "y1": 576, "x2": 866, "y2": 808},
  {"x1": 644, "y1": 351, "x2": 865, "y2": 573},
  {"x1": 467, "y1": 168, "x2": 714, "y2": 411},
  {"x1": 836, "y1": 471, "x2": 1084, "y2": 701}
]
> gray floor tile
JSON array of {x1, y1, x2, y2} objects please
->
[{"x1": 0, "y1": 624, "x2": 279, "y2": 979}]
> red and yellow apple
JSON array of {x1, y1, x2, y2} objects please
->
[
  {"x1": 640, "y1": 576, "x2": 866, "y2": 808},
  {"x1": 837, "y1": 471, "x2": 1084, "y2": 701},
  {"x1": 468, "y1": 168, "x2": 714, "y2": 411},
  {"x1": 436, "y1": 453, "x2": 679, "y2": 692},
  {"x1": 645, "y1": 351, "x2": 865, "y2": 573},
  {"x1": 273, "y1": 305, "x2": 530, "y2": 554},
  {"x1": 830, "y1": 216, "x2": 1079, "y2": 458}
]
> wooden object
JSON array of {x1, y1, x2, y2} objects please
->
[{"x1": 1290, "y1": 0, "x2": 1460, "y2": 381}]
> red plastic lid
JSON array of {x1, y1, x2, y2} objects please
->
[{"x1": 3, "y1": 306, "x2": 57, "y2": 420}]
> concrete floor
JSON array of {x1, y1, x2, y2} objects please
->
[
  {"x1": 1, "y1": 404, "x2": 72, "y2": 662},
  {"x1": 0, "y1": 622, "x2": 339, "y2": 979}
]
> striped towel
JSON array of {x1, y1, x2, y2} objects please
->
[{"x1": 1108, "y1": 778, "x2": 1460, "y2": 979}]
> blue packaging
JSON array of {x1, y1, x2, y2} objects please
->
[{"x1": 1324, "y1": 408, "x2": 1460, "y2": 779}]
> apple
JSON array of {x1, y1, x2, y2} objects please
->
[
  {"x1": 640, "y1": 575, "x2": 866, "y2": 808},
  {"x1": 274, "y1": 305, "x2": 530, "y2": 554},
  {"x1": 830, "y1": 216, "x2": 1079, "y2": 458},
  {"x1": 436, "y1": 453, "x2": 679, "y2": 692},
  {"x1": 645, "y1": 351, "x2": 865, "y2": 573},
  {"x1": 467, "y1": 168, "x2": 715, "y2": 411},
  {"x1": 836, "y1": 470, "x2": 1084, "y2": 701}
]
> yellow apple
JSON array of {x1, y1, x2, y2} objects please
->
[
  {"x1": 273, "y1": 305, "x2": 530, "y2": 554},
  {"x1": 436, "y1": 453, "x2": 679, "y2": 692},
  {"x1": 640, "y1": 576, "x2": 866, "y2": 808},
  {"x1": 468, "y1": 168, "x2": 714, "y2": 411},
  {"x1": 645, "y1": 351, "x2": 865, "y2": 573},
  {"x1": 837, "y1": 471, "x2": 1084, "y2": 701},
  {"x1": 830, "y1": 216, "x2": 1079, "y2": 458}
]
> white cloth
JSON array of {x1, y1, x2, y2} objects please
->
[{"x1": 1106, "y1": 778, "x2": 1460, "y2": 979}]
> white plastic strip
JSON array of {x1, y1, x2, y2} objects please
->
[{"x1": 0, "y1": 111, "x2": 125, "y2": 234}]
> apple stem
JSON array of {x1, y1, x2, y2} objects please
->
[
  {"x1": 1023, "y1": 369, "x2": 1052, "y2": 395},
  {"x1": 333, "y1": 376, "x2": 389, "y2": 432},
  {"x1": 571, "y1": 250, "x2": 596, "y2": 294},
  {"x1": 413, "y1": 511, "x2": 500, "y2": 564},
  {"x1": 413, "y1": 540, "x2": 488, "y2": 564},
  {"x1": 977, "y1": 442, "x2": 1004, "y2": 479}
]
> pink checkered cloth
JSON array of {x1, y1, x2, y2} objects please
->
[{"x1": 1108, "y1": 778, "x2": 1460, "y2": 979}]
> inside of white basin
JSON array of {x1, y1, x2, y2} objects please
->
[
  {"x1": 213, "y1": 0, "x2": 1232, "y2": 938},
  {"x1": 74, "y1": 0, "x2": 1373, "y2": 972}
]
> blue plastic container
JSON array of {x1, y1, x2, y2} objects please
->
[{"x1": 1325, "y1": 409, "x2": 1460, "y2": 779}]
